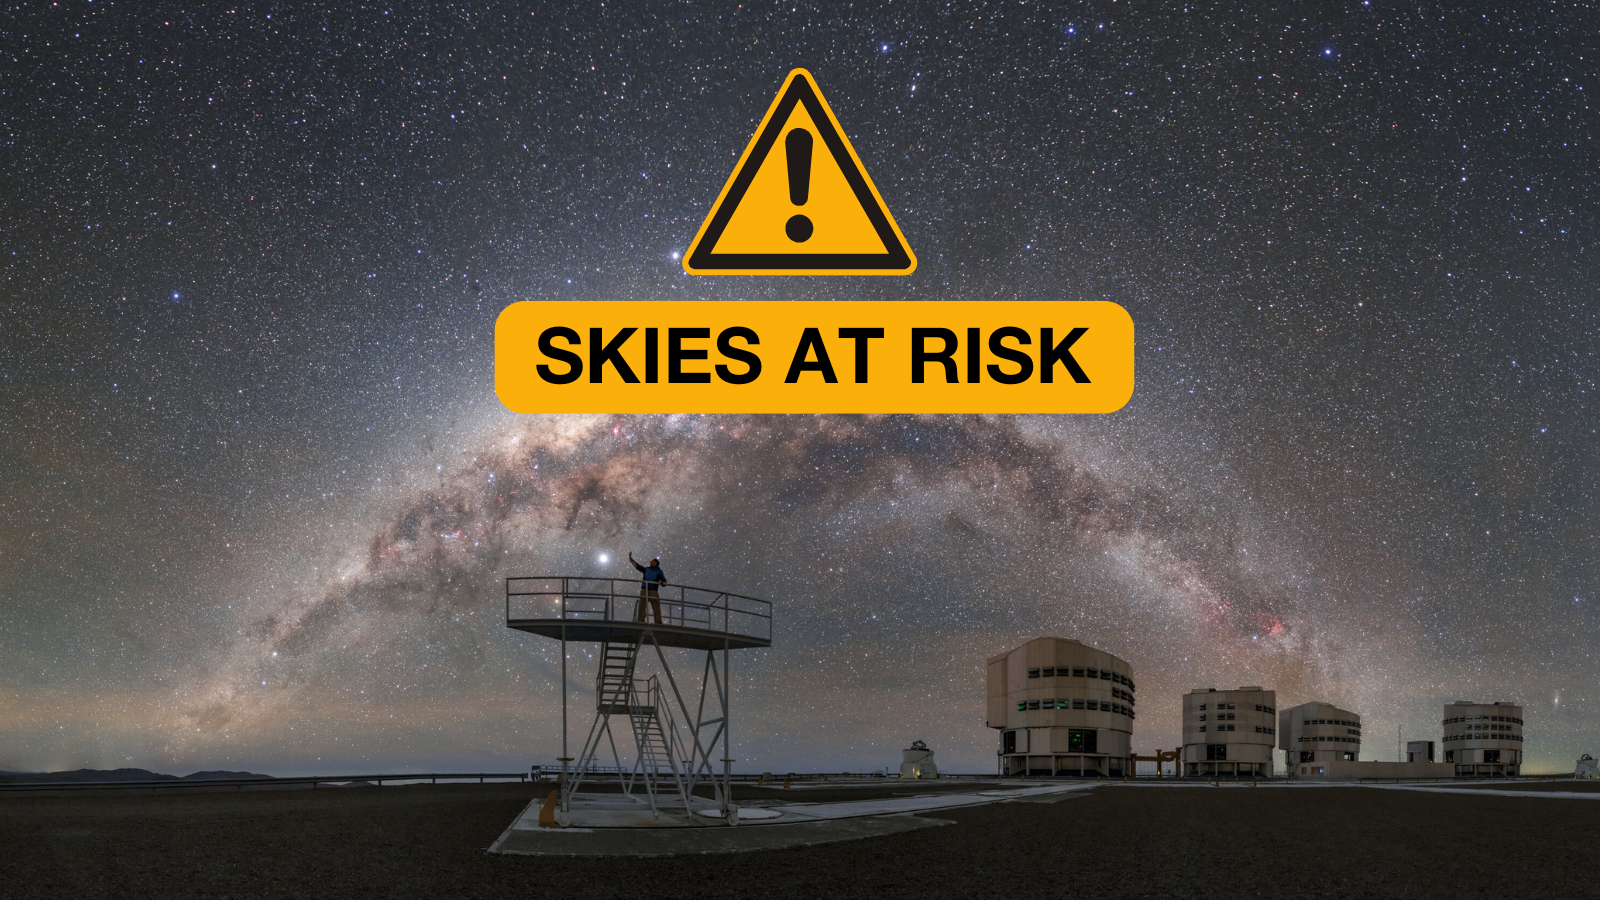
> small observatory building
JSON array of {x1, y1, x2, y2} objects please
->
[
  {"x1": 900, "y1": 740, "x2": 938, "y2": 779},
  {"x1": 986, "y1": 637, "x2": 1136, "y2": 777}
]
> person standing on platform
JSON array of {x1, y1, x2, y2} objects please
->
[{"x1": 628, "y1": 551, "x2": 665, "y2": 624}]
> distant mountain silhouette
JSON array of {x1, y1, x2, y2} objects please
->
[{"x1": 0, "y1": 768, "x2": 273, "y2": 784}]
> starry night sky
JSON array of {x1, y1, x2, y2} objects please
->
[{"x1": 2, "y1": 1, "x2": 1596, "y2": 776}]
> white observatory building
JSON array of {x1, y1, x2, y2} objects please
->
[
  {"x1": 900, "y1": 740, "x2": 938, "y2": 779},
  {"x1": 1181, "y1": 687, "x2": 1277, "y2": 777},
  {"x1": 1442, "y1": 700, "x2": 1523, "y2": 776},
  {"x1": 1279, "y1": 701, "x2": 1363, "y2": 774},
  {"x1": 986, "y1": 637, "x2": 1137, "y2": 777}
]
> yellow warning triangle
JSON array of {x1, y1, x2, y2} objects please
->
[{"x1": 683, "y1": 69, "x2": 916, "y2": 275}]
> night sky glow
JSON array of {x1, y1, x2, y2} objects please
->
[{"x1": 2, "y1": 3, "x2": 1596, "y2": 775}]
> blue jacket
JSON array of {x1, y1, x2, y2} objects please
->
[{"x1": 631, "y1": 559, "x2": 665, "y2": 587}]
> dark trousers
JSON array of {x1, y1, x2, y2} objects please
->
[{"x1": 636, "y1": 586, "x2": 662, "y2": 623}]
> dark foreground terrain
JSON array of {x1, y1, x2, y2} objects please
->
[{"x1": 2, "y1": 780, "x2": 1596, "y2": 899}]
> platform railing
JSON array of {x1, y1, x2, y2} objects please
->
[{"x1": 505, "y1": 576, "x2": 771, "y2": 645}]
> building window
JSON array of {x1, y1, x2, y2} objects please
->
[
  {"x1": 1072, "y1": 667, "x2": 1085, "y2": 677},
  {"x1": 1073, "y1": 699, "x2": 1085, "y2": 709},
  {"x1": 1226, "y1": 724, "x2": 1235, "y2": 732},
  {"x1": 1101, "y1": 670, "x2": 1112, "y2": 680},
  {"x1": 1041, "y1": 666, "x2": 1055, "y2": 677},
  {"x1": 1042, "y1": 699, "x2": 1056, "y2": 709},
  {"x1": 1445, "y1": 750, "x2": 1455, "y2": 763},
  {"x1": 1027, "y1": 668, "x2": 1040, "y2": 678},
  {"x1": 1199, "y1": 725, "x2": 1206, "y2": 732},
  {"x1": 1199, "y1": 714, "x2": 1206, "y2": 721},
  {"x1": 1068, "y1": 729, "x2": 1097, "y2": 753},
  {"x1": 1086, "y1": 700, "x2": 1098, "y2": 711},
  {"x1": 1028, "y1": 700, "x2": 1040, "y2": 710},
  {"x1": 1206, "y1": 744, "x2": 1227, "y2": 761},
  {"x1": 1199, "y1": 703, "x2": 1207, "y2": 711},
  {"x1": 1086, "y1": 668, "x2": 1098, "y2": 679},
  {"x1": 1484, "y1": 750, "x2": 1501, "y2": 763},
  {"x1": 1017, "y1": 702, "x2": 1026, "y2": 711}
]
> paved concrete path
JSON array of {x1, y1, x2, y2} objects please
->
[{"x1": 1364, "y1": 783, "x2": 1600, "y2": 800}]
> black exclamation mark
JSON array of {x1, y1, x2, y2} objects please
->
[{"x1": 784, "y1": 128, "x2": 814, "y2": 243}]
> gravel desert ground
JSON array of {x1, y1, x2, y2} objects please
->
[{"x1": 3, "y1": 780, "x2": 1597, "y2": 899}]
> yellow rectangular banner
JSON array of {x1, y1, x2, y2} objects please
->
[{"x1": 495, "y1": 300, "x2": 1134, "y2": 413}]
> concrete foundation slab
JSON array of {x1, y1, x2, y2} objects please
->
[
  {"x1": 489, "y1": 812, "x2": 953, "y2": 856},
  {"x1": 488, "y1": 781, "x2": 1097, "y2": 856}
]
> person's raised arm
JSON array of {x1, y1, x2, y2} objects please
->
[{"x1": 628, "y1": 552, "x2": 645, "y2": 574}]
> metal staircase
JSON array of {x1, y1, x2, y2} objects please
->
[
  {"x1": 565, "y1": 638, "x2": 698, "y2": 819},
  {"x1": 595, "y1": 640, "x2": 641, "y2": 713}
]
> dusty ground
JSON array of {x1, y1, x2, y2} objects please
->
[{"x1": 3, "y1": 780, "x2": 1597, "y2": 899}]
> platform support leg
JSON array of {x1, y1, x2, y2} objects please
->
[
  {"x1": 722, "y1": 638, "x2": 732, "y2": 822},
  {"x1": 560, "y1": 626, "x2": 569, "y2": 811}
]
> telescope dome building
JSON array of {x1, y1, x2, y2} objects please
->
[
  {"x1": 1181, "y1": 686, "x2": 1277, "y2": 777},
  {"x1": 1279, "y1": 701, "x2": 1363, "y2": 778},
  {"x1": 986, "y1": 638, "x2": 1137, "y2": 777},
  {"x1": 1443, "y1": 700, "x2": 1523, "y2": 776}
]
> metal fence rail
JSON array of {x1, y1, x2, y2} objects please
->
[
  {"x1": 0, "y1": 772, "x2": 530, "y2": 793},
  {"x1": 506, "y1": 576, "x2": 771, "y2": 643}
]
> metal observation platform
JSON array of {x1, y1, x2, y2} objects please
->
[
  {"x1": 505, "y1": 576, "x2": 771, "y2": 651},
  {"x1": 505, "y1": 576, "x2": 772, "y2": 825}
]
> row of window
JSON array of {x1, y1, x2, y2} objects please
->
[
  {"x1": 1198, "y1": 713, "x2": 1234, "y2": 721},
  {"x1": 1444, "y1": 750, "x2": 1512, "y2": 763},
  {"x1": 1197, "y1": 724, "x2": 1277, "y2": 735},
  {"x1": 1018, "y1": 698, "x2": 1135, "y2": 718},
  {"x1": 1298, "y1": 751, "x2": 1357, "y2": 763},
  {"x1": 1297, "y1": 735, "x2": 1360, "y2": 744},
  {"x1": 1196, "y1": 702, "x2": 1278, "y2": 714},
  {"x1": 1443, "y1": 714, "x2": 1523, "y2": 725},
  {"x1": 1444, "y1": 733, "x2": 1524, "y2": 743},
  {"x1": 1026, "y1": 667, "x2": 1136, "y2": 692},
  {"x1": 1304, "y1": 717, "x2": 1359, "y2": 727}
]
